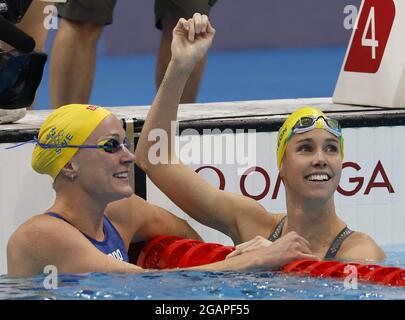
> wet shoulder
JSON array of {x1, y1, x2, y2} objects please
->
[
  {"x1": 7, "y1": 213, "x2": 82, "y2": 275},
  {"x1": 335, "y1": 231, "x2": 385, "y2": 262},
  {"x1": 9, "y1": 213, "x2": 81, "y2": 248}
]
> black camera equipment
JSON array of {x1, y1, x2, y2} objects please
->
[{"x1": 0, "y1": 0, "x2": 47, "y2": 111}]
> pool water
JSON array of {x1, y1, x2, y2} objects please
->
[{"x1": 1, "y1": 244, "x2": 404, "y2": 300}]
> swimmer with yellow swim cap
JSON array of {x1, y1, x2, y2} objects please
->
[
  {"x1": 135, "y1": 70, "x2": 385, "y2": 261},
  {"x1": 8, "y1": 14, "x2": 316, "y2": 277},
  {"x1": 276, "y1": 107, "x2": 344, "y2": 170},
  {"x1": 31, "y1": 104, "x2": 113, "y2": 179}
]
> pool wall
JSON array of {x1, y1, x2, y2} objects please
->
[{"x1": 1, "y1": 98, "x2": 404, "y2": 274}]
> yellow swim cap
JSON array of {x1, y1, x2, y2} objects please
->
[
  {"x1": 32, "y1": 104, "x2": 112, "y2": 179},
  {"x1": 277, "y1": 106, "x2": 344, "y2": 169}
]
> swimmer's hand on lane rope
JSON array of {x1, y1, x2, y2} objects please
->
[
  {"x1": 171, "y1": 13, "x2": 216, "y2": 71},
  {"x1": 226, "y1": 232, "x2": 319, "y2": 264},
  {"x1": 226, "y1": 236, "x2": 274, "y2": 259}
]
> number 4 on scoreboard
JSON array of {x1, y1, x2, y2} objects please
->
[
  {"x1": 362, "y1": 7, "x2": 378, "y2": 60},
  {"x1": 344, "y1": 0, "x2": 395, "y2": 74}
]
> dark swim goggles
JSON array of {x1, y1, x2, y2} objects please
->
[
  {"x1": 291, "y1": 115, "x2": 342, "y2": 137},
  {"x1": 30, "y1": 136, "x2": 132, "y2": 154}
]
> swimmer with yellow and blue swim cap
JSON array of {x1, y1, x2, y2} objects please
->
[
  {"x1": 276, "y1": 106, "x2": 344, "y2": 170},
  {"x1": 135, "y1": 70, "x2": 386, "y2": 262},
  {"x1": 8, "y1": 14, "x2": 316, "y2": 277},
  {"x1": 32, "y1": 104, "x2": 113, "y2": 179}
]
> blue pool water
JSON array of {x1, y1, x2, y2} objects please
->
[{"x1": 1, "y1": 244, "x2": 404, "y2": 300}]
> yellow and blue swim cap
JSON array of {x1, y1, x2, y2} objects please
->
[
  {"x1": 32, "y1": 104, "x2": 112, "y2": 179},
  {"x1": 277, "y1": 106, "x2": 344, "y2": 169}
]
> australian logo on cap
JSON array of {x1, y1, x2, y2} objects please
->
[
  {"x1": 45, "y1": 127, "x2": 73, "y2": 155},
  {"x1": 278, "y1": 126, "x2": 288, "y2": 147}
]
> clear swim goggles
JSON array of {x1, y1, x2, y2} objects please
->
[{"x1": 290, "y1": 115, "x2": 342, "y2": 138}]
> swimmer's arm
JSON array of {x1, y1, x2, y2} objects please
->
[
  {"x1": 135, "y1": 16, "x2": 214, "y2": 189},
  {"x1": 135, "y1": 17, "x2": 274, "y2": 244},
  {"x1": 336, "y1": 232, "x2": 386, "y2": 263},
  {"x1": 7, "y1": 219, "x2": 315, "y2": 275},
  {"x1": 107, "y1": 194, "x2": 202, "y2": 244},
  {"x1": 190, "y1": 231, "x2": 318, "y2": 272},
  {"x1": 136, "y1": 14, "x2": 215, "y2": 168},
  {"x1": 137, "y1": 163, "x2": 274, "y2": 244},
  {"x1": 7, "y1": 217, "x2": 144, "y2": 276}
]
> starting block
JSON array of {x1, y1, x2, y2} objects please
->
[{"x1": 333, "y1": 0, "x2": 405, "y2": 108}]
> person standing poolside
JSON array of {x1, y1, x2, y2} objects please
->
[
  {"x1": 7, "y1": 15, "x2": 316, "y2": 276},
  {"x1": 14, "y1": 0, "x2": 218, "y2": 108},
  {"x1": 134, "y1": 15, "x2": 385, "y2": 263}
]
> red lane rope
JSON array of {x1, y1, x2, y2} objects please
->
[{"x1": 137, "y1": 236, "x2": 405, "y2": 287}]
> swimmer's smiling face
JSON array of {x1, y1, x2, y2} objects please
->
[
  {"x1": 70, "y1": 115, "x2": 134, "y2": 202},
  {"x1": 280, "y1": 129, "x2": 342, "y2": 202}
]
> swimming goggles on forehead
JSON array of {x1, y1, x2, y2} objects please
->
[
  {"x1": 291, "y1": 115, "x2": 342, "y2": 137},
  {"x1": 27, "y1": 136, "x2": 133, "y2": 153}
]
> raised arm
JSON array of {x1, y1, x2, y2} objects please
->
[{"x1": 135, "y1": 14, "x2": 274, "y2": 244}]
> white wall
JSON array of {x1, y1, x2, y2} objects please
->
[{"x1": 0, "y1": 144, "x2": 55, "y2": 275}]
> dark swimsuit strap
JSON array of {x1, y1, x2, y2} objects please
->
[
  {"x1": 45, "y1": 212, "x2": 70, "y2": 223},
  {"x1": 268, "y1": 216, "x2": 287, "y2": 242},
  {"x1": 268, "y1": 215, "x2": 354, "y2": 259},
  {"x1": 324, "y1": 226, "x2": 354, "y2": 260}
]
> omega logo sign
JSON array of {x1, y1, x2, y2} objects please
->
[{"x1": 196, "y1": 160, "x2": 394, "y2": 201}]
